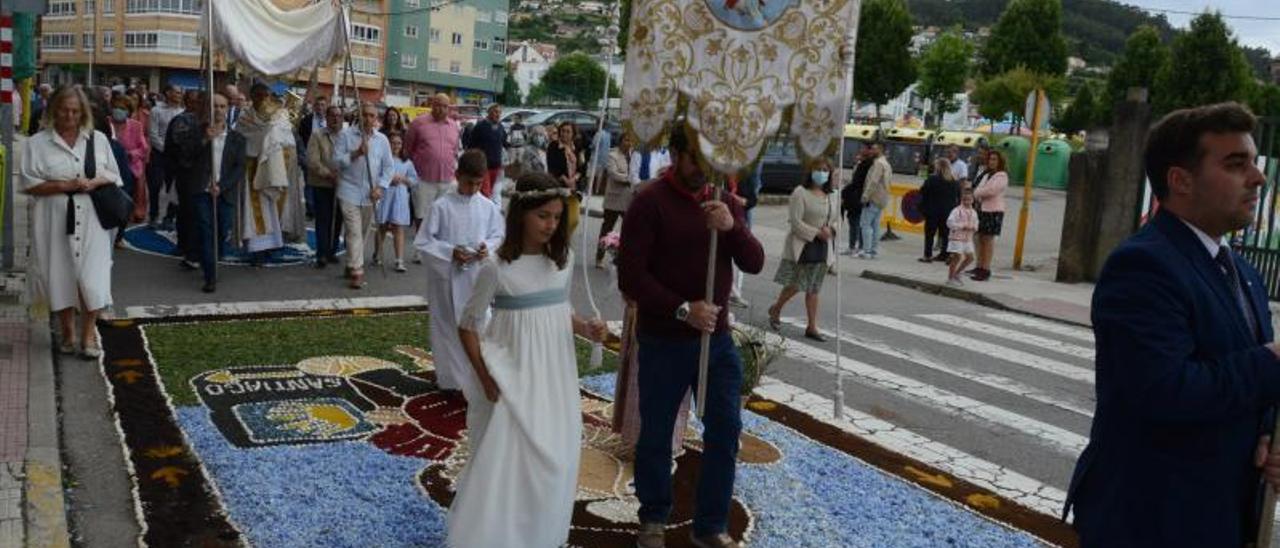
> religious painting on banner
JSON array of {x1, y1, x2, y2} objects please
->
[{"x1": 623, "y1": 0, "x2": 860, "y2": 174}]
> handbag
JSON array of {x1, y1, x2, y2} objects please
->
[
  {"x1": 797, "y1": 196, "x2": 833, "y2": 264},
  {"x1": 83, "y1": 133, "x2": 134, "y2": 231}
]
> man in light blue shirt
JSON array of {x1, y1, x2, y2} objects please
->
[{"x1": 332, "y1": 102, "x2": 393, "y2": 288}]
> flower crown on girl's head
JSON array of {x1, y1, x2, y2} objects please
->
[{"x1": 503, "y1": 186, "x2": 573, "y2": 202}]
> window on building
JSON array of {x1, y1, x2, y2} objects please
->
[
  {"x1": 103, "y1": 0, "x2": 115, "y2": 14},
  {"x1": 404, "y1": 25, "x2": 418, "y2": 38},
  {"x1": 474, "y1": 65, "x2": 490, "y2": 79},
  {"x1": 84, "y1": 0, "x2": 96, "y2": 15},
  {"x1": 474, "y1": 39, "x2": 488, "y2": 50},
  {"x1": 401, "y1": 53, "x2": 418, "y2": 69},
  {"x1": 352, "y1": 56, "x2": 379, "y2": 77},
  {"x1": 449, "y1": 61, "x2": 461, "y2": 74},
  {"x1": 123, "y1": 30, "x2": 200, "y2": 54},
  {"x1": 82, "y1": 33, "x2": 95, "y2": 51},
  {"x1": 493, "y1": 37, "x2": 506, "y2": 53},
  {"x1": 476, "y1": 10, "x2": 491, "y2": 23},
  {"x1": 430, "y1": 28, "x2": 440, "y2": 43},
  {"x1": 428, "y1": 57, "x2": 439, "y2": 71},
  {"x1": 125, "y1": 0, "x2": 201, "y2": 15},
  {"x1": 406, "y1": 0, "x2": 419, "y2": 6},
  {"x1": 350, "y1": 23, "x2": 381, "y2": 46},
  {"x1": 103, "y1": 31, "x2": 116, "y2": 51},
  {"x1": 47, "y1": 1, "x2": 77, "y2": 16},
  {"x1": 42, "y1": 33, "x2": 75, "y2": 50},
  {"x1": 451, "y1": 32, "x2": 463, "y2": 46},
  {"x1": 495, "y1": 10, "x2": 509, "y2": 25}
]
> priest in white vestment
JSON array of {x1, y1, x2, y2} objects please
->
[
  {"x1": 414, "y1": 150, "x2": 505, "y2": 396},
  {"x1": 236, "y1": 83, "x2": 305, "y2": 258}
]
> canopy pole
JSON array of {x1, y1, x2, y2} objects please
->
[
  {"x1": 206, "y1": 0, "x2": 219, "y2": 284},
  {"x1": 832, "y1": 23, "x2": 860, "y2": 420},
  {"x1": 577, "y1": 1, "x2": 621, "y2": 370}
]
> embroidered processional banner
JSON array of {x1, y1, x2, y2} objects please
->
[{"x1": 623, "y1": 0, "x2": 861, "y2": 174}]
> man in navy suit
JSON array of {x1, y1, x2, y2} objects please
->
[{"x1": 1064, "y1": 102, "x2": 1280, "y2": 546}]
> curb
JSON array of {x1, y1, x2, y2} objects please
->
[
  {"x1": 23, "y1": 290, "x2": 72, "y2": 548},
  {"x1": 860, "y1": 270, "x2": 1092, "y2": 329}
]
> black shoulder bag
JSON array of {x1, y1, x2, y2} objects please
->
[
  {"x1": 798, "y1": 194, "x2": 833, "y2": 264},
  {"x1": 83, "y1": 133, "x2": 134, "y2": 231}
]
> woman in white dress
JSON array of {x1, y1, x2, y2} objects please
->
[
  {"x1": 19, "y1": 86, "x2": 123, "y2": 358},
  {"x1": 448, "y1": 172, "x2": 607, "y2": 548},
  {"x1": 374, "y1": 133, "x2": 417, "y2": 272}
]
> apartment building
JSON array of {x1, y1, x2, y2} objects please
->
[
  {"x1": 384, "y1": 0, "x2": 509, "y2": 108},
  {"x1": 39, "y1": 0, "x2": 389, "y2": 101}
]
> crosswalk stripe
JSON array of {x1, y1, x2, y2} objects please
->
[
  {"x1": 780, "y1": 317, "x2": 1094, "y2": 418},
  {"x1": 984, "y1": 312, "x2": 1094, "y2": 343},
  {"x1": 754, "y1": 376, "x2": 1068, "y2": 518},
  {"x1": 918, "y1": 314, "x2": 1095, "y2": 360},
  {"x1": 852, "y1": 315, "x2": 1095, "y2": 385},
  {"x1": 774, "y1": 326, "x2": 1089, "y2": 456}
]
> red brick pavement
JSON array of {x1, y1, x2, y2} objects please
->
[{"x1": 0, "y1": 323, "x2": 28, "y2": 464}]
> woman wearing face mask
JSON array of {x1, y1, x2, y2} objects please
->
[
  {"x1": 110, "y1": 94, "x2": 150, "y2": 222},
  {"x1": 768, "y1": 158, "x2": 840, "y2": 341},
  {"x1": 515, "y1": 124, "x2": 549, "y2": 175}
]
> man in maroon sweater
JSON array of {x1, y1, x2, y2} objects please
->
[{"x1": 619, "y1": 128, "x2": 765, "y2": 548}]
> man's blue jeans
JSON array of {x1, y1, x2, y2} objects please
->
[
  {"x1": 635, "y1": 331, "x2": 743, "y2": 537},
  {"x1": 195, "y1": 194, "x2": 234, "y2": 285},
  {"x1": 860, "y1": 203, "x2": 884, "y2": 255}
]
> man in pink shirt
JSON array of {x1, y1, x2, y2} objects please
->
[{"x1": 403, "y1": 93, "x2": 462, "y2": 262}]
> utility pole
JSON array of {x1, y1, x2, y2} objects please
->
[{"x1": 1, "y1": 4, "x2": 15, "y2": 270}]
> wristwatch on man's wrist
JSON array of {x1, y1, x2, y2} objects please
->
[{"x1": 675, "y1": 302, "x2": 691, "y2": 322}]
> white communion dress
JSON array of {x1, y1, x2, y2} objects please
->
[{"x1": 445, "y1": 251, "x2": 583, "y2": 548}]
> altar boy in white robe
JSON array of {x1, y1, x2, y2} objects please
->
[{"x1": 415, "y1": 150, "x2": 505, "y2": 397}]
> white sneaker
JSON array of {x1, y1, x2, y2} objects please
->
[
  {"x1": 395, "y1": 261, "x2": 407, "y2": 273},
  {"x1": 412, "y1": 250, "x2": 422, "y2": 264},
  {"x1": 945, "y1": 278, "x2": 962, "y2": 287}
]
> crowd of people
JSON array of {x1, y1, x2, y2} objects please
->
[{"x1": 22, "y1": 78, "x2": 1280, "y2": 547}]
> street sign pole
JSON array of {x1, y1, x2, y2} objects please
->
[{"x1": 1012, "y1": 88, "x2": 1047, "y2": 271}]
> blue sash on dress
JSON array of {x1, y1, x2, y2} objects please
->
[{"x1": 492, "y1": 285, "x2": 568, "y2": 310}]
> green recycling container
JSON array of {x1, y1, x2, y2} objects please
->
[
  {"x1": 1032, "y1": 139, "x2": 1071, "y2": 190},
  {"x1": 994, "y1": 137, "x2": 1030, "y2": 185}
]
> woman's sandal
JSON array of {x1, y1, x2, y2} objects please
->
[{"x1": 767, "y1": 304, "x2": 782, "y2": 331}]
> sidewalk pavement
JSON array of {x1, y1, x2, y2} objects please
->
[{"x1": 2, "y1": 133, "x2": 72, "y2": 548}]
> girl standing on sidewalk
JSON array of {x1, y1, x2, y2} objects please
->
[
  {"x1": 374, "y1": 133, "x2": 418, "y2": 272},
  {"x1": 946, "y1": 188, "x2": 979, "y2": 286}
]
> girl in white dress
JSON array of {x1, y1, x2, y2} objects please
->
[
  {"x1": 374, "y1": 133, "x2": 417, "y2": 272},
  {"x1": 447, "y1": 172, "x2": 607, "y2": 548},
  {"x1": 19, "y1": 86, "x2": 123, "y2": 358}
]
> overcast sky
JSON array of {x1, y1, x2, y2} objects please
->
[{"x1": 1121, "y1": 0, "x2": 1278, "y2": 54}]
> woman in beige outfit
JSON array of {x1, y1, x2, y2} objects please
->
[
  {"x1": 767, "y1": 158, "x2": 839, "y2": 342},
  {"x1": 19, "y1": 86, "x2": 124, "y2": 358}
]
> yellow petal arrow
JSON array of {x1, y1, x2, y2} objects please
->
[
  {"x1": 150, "y1": 466, "x2": 188, "y2": 488},
  {"x1": 904, "y1": 466, "x2": 954, "y2": 489},
  {"x1": 114, "y1": 370, "x2": 143, "y2": 384}
]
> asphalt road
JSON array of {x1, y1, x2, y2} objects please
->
[{"x1": 60, "y1": 190, "x2": 1090, "y2": 545}]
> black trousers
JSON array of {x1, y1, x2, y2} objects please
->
[
  {"x1": 146, "y1": 154, "x2": 174, "y2": 222},
  {"x1": 177, "y1": 192, "x2": 201, "y2": 261},
  {"x1": 924, "y1": 217, "x2": 950, "y2": 258},
  {"x1": 596, "y1": 209, "x2": 623, "y2": 264},
  {"x1": 312, "y1": 186, "x2": 341, "y2": 261}
]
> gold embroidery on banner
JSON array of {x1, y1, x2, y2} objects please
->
[{"x1": 622, "y1": 0, "x2": 858, "y2": 173}]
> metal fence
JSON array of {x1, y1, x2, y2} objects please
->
[{"x1": 1237, "y1": 116, "x2": 1280, "y2": 300}]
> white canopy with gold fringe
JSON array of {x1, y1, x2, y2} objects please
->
[
  {"x1": 200, "y1": 0, "x2": 348, "y2": 78},
  {"x1": 622, "y1": 0, "x2": 860, "y2": 174}
]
